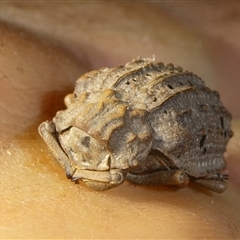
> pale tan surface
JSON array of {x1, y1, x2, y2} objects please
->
[{"x1": 0, "y1": 2, "x2": 240, "y2": 239}]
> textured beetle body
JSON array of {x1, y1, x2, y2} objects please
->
[{"x1": 39, "y1": 58, "x2": 233, "y2": 192}]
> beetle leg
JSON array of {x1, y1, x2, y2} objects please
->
[
  {"x1": 71, "y1": 169, "x2": 127, "y2": 191},
  {"x1": 126, "y1": 169, "x2": 189, "y2": 187},
  {"x1": 38, "y1": 121, "x2": 76, "y2": 177},
  {"x1": 192, "y1": 173, "x2": 227, "y2": 193}
]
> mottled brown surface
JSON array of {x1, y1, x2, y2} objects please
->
[
  {"x1": 39, "y1": 58, "x2": 232, "y2": 192},
  {"x1": 0, "y1": 2, "x2": 240, "y2": 239}
]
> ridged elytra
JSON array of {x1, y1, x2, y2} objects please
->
[{"x1": 39, "y1": 57, "x2": 233, "y2": 193}]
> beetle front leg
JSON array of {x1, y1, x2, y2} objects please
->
[
  {"x1": 72, "y1": 169, "x2": 127, "y2": 191},
  {"x1": 126, "y1": 169, "x2": 189, "y2": 188},
  {"x1": 38, "y1": 121, "x2": 76, "y2": 177},
  {"x1": 192, "y1": 173, "x2": 228, "y2": 193}
]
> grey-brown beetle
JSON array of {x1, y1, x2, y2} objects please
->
[{"x1": 38, "y1": 58, "x2": 233, "y2": 193}]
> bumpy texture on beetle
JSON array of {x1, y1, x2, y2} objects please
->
[{"x1": 39, "y1": 58, "x2": 233, "y2": 193}]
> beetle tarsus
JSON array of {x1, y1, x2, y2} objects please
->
[
  {"x1": 126, "y1": 169, "x2": 189, "y2": 187},
  {"x1": 193, "y1": 178, "x2": 227, "y2": 193}
]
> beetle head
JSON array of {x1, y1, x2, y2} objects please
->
[{"x1": 59, "y1": 126, "x2": 113, "y2": 171}]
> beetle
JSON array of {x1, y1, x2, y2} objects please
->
[{"x1": 38, "y1": 57, "x2": 233, "y2": 193}]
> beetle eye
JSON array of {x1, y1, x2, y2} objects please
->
[{"x1": 81, "y1": 136, "x2": 90, "y2": 148}]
